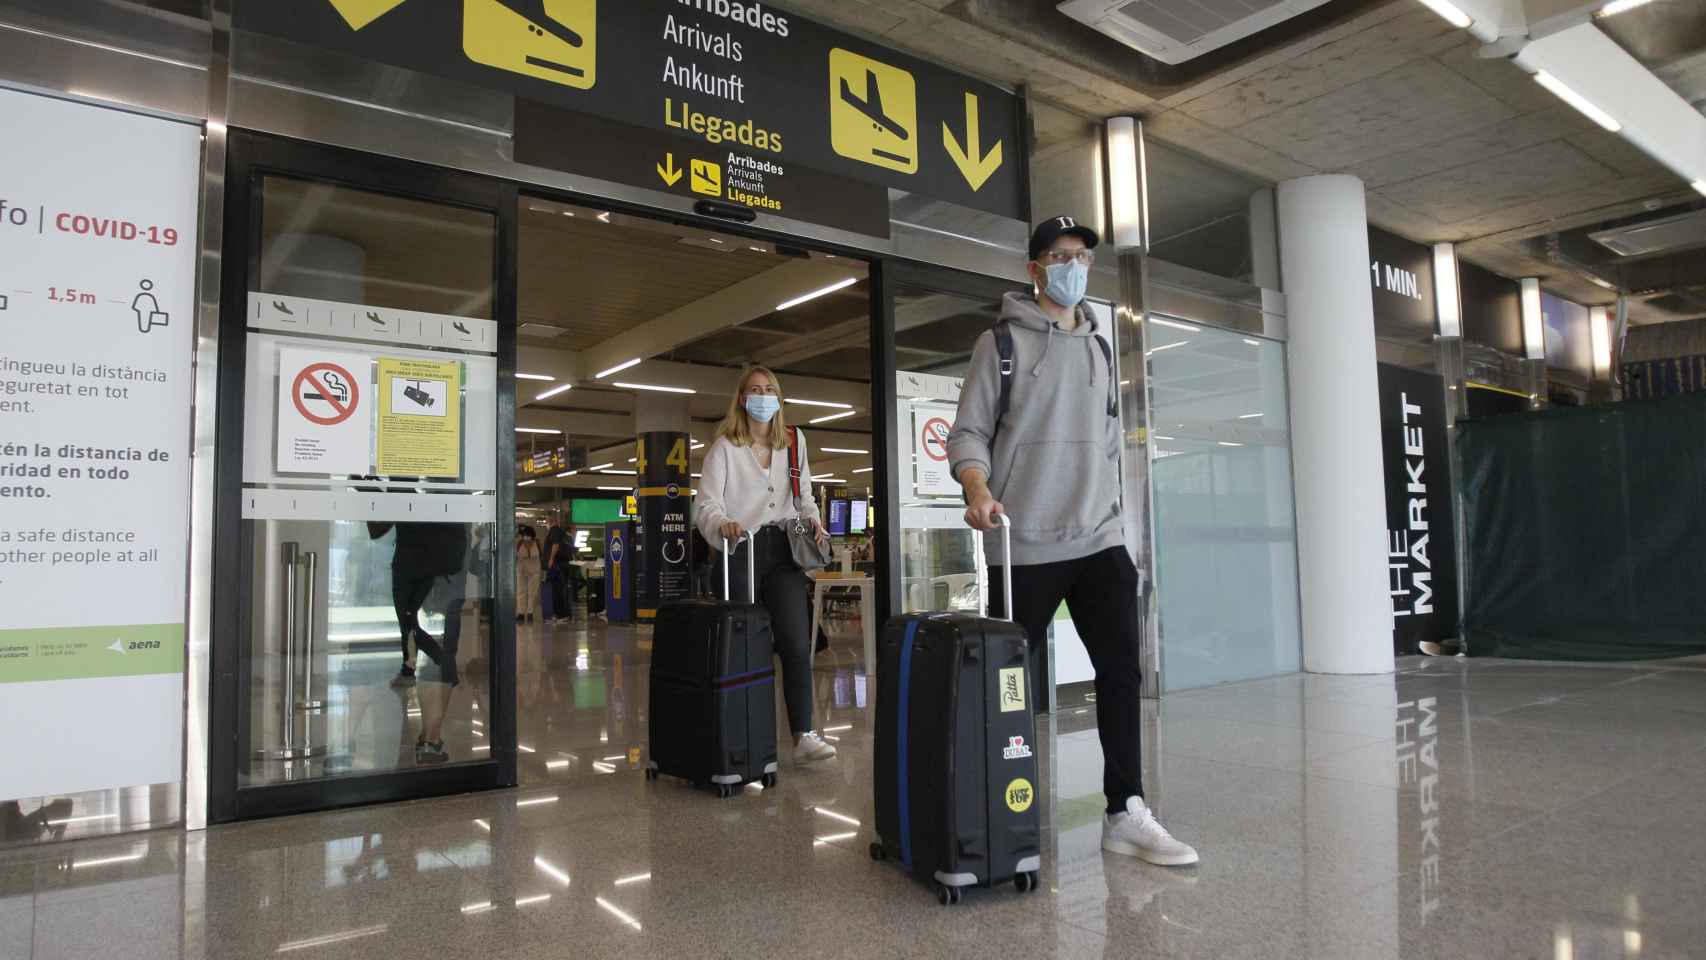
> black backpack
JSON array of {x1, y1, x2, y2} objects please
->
[{"x1": 991, "y1": 319, "x2": 1118, "y2": 446}]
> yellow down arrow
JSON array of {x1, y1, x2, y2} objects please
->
[
  {"x1": 943, "y1": 92, "x2": 1004, "y2": 192},
  {"x1": 657, "y1": 153, "x2": 684, "y2": 188}
]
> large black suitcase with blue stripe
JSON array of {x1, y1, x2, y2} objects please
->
[
  {"x1": 871, "y1": 519, "x2": 1042, "y2": 905},
  {"x1": 646, "y1": 535, "x2": 778, "y2": 797}
]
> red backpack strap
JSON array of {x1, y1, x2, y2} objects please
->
[{"x1": 787, "y1": 428, "x2": 802, "y2": 499}]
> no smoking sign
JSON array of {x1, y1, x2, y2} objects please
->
[
  {"x1": 292, "y1": 361, "x2": 360, "y2": 425},
  {"x1": 921, "y1": 416, "x2": 951, "y2": 461}
]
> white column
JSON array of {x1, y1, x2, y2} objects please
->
[{"x1": 1276, "y1": 175, "x2": 1394, "y2": 675}]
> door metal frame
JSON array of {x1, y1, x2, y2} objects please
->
[{"x1": 208, "y1": 129, "x2": 519, "y2": 823}]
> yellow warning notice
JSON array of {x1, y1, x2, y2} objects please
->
[
  {"x1": 463, "y1": 0, "x2": 596, "y2": 90},
  {"x1": 326, "y1": 0, "x2": 408, "y2": 31},
  {"x1": 377, "y1": 357, "x2": 463, "y2": 477},
  {"x1": 829, "y1": 48, "x2": 917, "y2": 174},
  {"x1": 1005, "y1": 777, "x2": 1034, "y2": 814},
  {"x1": 690, "y1": 158, "x2": 722, "y2": 197}
]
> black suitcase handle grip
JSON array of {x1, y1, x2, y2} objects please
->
[{"x1": 721, "y1": 532, "x2": 756, "y2": 603}]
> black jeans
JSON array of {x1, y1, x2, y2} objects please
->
[
  {"x1": 990, "y1": 546, "x2": 1144, "y2": 812},
  {"x1": 713, "y1": 526, "x2": 814, "y2": 737},
  {"x1": 393, "y1": 571, "x2": 464, "y2": 686}
]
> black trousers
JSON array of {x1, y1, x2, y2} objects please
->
[
  {"x1": 393, "y1": 571, "x2": 464, "y2": 686},
  {"x1": 712, "y1": 526, "x2": 814, "y2": 737},
  {"x1": 990, "y1": 546, "x2": 1144, "y2": 812}
]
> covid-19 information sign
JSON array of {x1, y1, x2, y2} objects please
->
[{"x1": 0, "y1": 89, "x2": 200, "y2": 800}]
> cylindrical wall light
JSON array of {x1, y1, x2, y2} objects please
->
[
  {"x1": 1589, "y1": 305, "x2": 1612, "y2": 380},
  {"x1": 1104, "y1": 117, "x2": 1145, "y2": 251},
  {"x1": 1432, "y1": 243, "x2": 1461, "y2": 338},
  {"x1": 1520, "y1": 278, "x2": 1545, "y2": 360}
]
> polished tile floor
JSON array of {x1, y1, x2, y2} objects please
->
[{"x1": 6, "y1": 630, "x2": 1706, "y2": 959}]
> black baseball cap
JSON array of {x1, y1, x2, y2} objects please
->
[{"x1": 1028, "y1": 215, "x2": 1100, "y2": 262}]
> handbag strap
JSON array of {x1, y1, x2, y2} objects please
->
[{"x1": 787, "y1": 427, "x2": 802, "y2": 501}]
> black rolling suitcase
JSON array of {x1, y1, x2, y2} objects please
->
[
  {"x1": 646, "y1": 534, "x2": 779, "y2": 797},
  {"x1": 872, "y1": 517, "x2": 1042, "y2": 905}
]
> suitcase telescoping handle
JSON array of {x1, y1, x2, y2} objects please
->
[
  {"x1": 995, "y1": 513, "x2": 1013, "y2": 623},
  {"x1": 722, "y1": 531, "x2": 757, "y2": 604}
]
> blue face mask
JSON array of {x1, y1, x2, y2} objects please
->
[
  {"x1": 1043, "y1": 261, "x2": 1089, "y2": 308},
  {"x1": 744, "y1": 394, "x2": 780, "y2": 423}
]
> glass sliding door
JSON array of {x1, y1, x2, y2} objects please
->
[
  {"x1": 1147, "y1": 318, "x2": 1301, "y2": 691},
  {"x1": 210, "y1": 133, "x2": 517, "y2": 821}
]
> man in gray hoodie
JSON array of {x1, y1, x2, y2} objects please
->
[{"x1": 948, "y1": 216, "x2": 1198, "y2": 867}]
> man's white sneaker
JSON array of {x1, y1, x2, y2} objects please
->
[
  {"x1": 1103, "y1": 797, "x2": 1198, "y2": 866},
  {"x1": 794, "y1": 731, "x2": 838, "y2": 765}
]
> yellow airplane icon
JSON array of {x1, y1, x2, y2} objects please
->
[
  {"x1": 690, "y1": 159, "x2": 722, "y2": 197},
  {"x1": 463, "y1": 0, "x2": 597, "y2": 91},
  {"x1": 829, "y1": 49, "x2": 918, "y2": 174}
]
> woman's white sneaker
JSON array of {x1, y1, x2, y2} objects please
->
[
  {"x1": 1103, "y1": 797, "x2": 1198, "y2": 866},
  {"x1": 794, "y1": 731, "x2": 838, "y2": 765}
]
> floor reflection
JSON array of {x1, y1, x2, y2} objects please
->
[{"x1": 7, "y1": 651, "x2": 1706, "y2": 958}]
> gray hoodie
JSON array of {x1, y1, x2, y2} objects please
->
[{"x1": 947, "y1": 291, "x2": 1123, "y2": 567}]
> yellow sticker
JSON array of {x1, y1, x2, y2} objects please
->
[
  {"x1": 828, "y1": 48, "x2": 918, "y2": 174},
  {"x1": 998, "y1": 666, "x2": 1026, "y2": 713},
  {"x1": 326, "y1": 0, "x2": 409, "y2": 31},
  {"x1": 690, "y1": 159, "x2": 722, "y2": 197},
  {"x1": 1004, "y1": 777, "x2": 1034, "y2": 814},
  {"x1": 463, "y1": 0, "x2": 597, "y2": 91}
]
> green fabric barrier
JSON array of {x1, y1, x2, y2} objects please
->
[{"x1": 1460, "y1": 392, "x2": 1706, "y2": 660}]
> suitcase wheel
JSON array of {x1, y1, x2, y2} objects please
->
[
  {"x1": 716, "y1": 784, "x2": 736, "y2": 799},
  {"x1": 936, "y1": 883, "x2": 961, "y2": 906},
  {"x1": 1015, "y1": 871, "x2": 1039, "y2": 894},
  {"x1": 644, "y1": 768, "x2": 658, "y2": 782},
  {"x1": 868, "y1": 842, "x2": 885, "y2": 862},
  {"x1": 761, "y1": 772, "x2": 778, "y2": 789}
]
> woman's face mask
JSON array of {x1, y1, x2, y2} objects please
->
[{"x1": 744, "y1": 393, "x2": 780, "y2": 423}]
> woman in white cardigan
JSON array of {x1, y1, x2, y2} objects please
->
[{"x1": 695, "y1": 365, "x2": 837, "y2": 765}]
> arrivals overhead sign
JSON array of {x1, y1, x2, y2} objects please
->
[{"x1": 237, "y1": 0, "x2": 1027, "y2": 220}]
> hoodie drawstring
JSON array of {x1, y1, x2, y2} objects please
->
[{"x1": 1031, "y1": 321, "x2": 1054, "y2": 377}]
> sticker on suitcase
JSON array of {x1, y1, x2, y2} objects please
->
[
  {"x1": 1004, "y1": 777, "x2": 1034, "y2": 813},
  {"x1": 1002, "y1": 736, "x2": 1032, "y2": 760},
  {"x1": 998, "y1": 666, "x2": 1026, "y2": 712}
]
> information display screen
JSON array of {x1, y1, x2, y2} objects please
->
[
  {"x1": 827, "y1": 498, "x2": 850, "y2": 536},
  {"x1": 849, "y1": 499, "x2": 868, "y2": 534}
]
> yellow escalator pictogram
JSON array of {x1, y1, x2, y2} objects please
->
[{"x1": 463, "y1": 0, "x2": 597, "y2": 91}]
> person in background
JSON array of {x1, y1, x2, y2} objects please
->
[
  {"x1": 516, "y1": 525, "x2": 542, "y2": 623},
  {"x1": 695, "y1": 365, "x2": 837, "y2": 766},
  {"x1": 372, "y1": 519, "x2": 467, "y2": 764},
  {"x1": 947, "y1": 215, "x2": 1198, "y2": 867},
  {"x1": 544, "y1": 514, "x2": 570, "y2": 624}
]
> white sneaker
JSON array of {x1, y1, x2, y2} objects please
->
[
  {"x1": 1103, "y1": 797, "x2": 1198, "y2": 866},
  {"x1": 794, "y1": 731, "x2": 838, "y2": 766}
]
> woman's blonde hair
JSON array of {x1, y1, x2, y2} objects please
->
[{"x1": 715, "y1": 365, "x2": 791, "y2": 450}]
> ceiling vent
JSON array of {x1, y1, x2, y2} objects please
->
[
  {"x1": 1590, "y1": 207, "x2": 1706, "y2": 259},
  {"x1": 519, "y1": 322, "x2": 567, "y2": 338},
  {"x1": 1057, "y1": 0, "x2": 1332, "y2": 64}
]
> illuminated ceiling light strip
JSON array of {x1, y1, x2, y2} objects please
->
[
  {"x1": 1533, "y1": 71, "x2": 1622, "y2": 132},
  {"x1": 614, "y1": 872, "x2": 653, "y2": 886},
  {"x1": 810, "y1": 410, "x2": 858, "y2": 425},
  {"x1": 777, "y1": 276, "x2": 859, "y2": 311},
  {"x1": 276, "y1": 926, "x2": 389, "y2": 953},
  {"x1": 1238, "y1": 413, "x2": 1264, "y2": 420},
  {"x1": 516, "y1": 427, "x2": 562, "y2": 434},
  {"x1": 822, "y1": 725, "x2": 853, "y2": 732},
  {"x1": 546, "y1": 759, "x2": 571, "y2": 770},
  {"x1": 517, "y1": 745, "x2": 537, "y2": 754},
  {"x1": 595, "y1": 358, "x2": 642, "y2": 379},
  {"x1": 613, "y1": 382, "x2": 696, "y2": 394},
  {"x1": 589, "y1": 462, "x2": 614, "y2": 471},
  {"x1": 535, "y1": 383, "x2": 574, "y2": 401},
  {"x1": 1597, "y1": 0, "x2": 1658, "y2": 15},
  {"x1": 601, "y1": 469, "x2": 639, "y2": 475},
  {"x1": 1242, "y1": 338, "x2": 1261, "y2": 346},
  {"x1": 595, "y1": 896, "x2": 643, "y2": 931},
  {"x1": 785, "y1": 398, "x2": 853, "y2": 409},
  {"x1": 1218, "y1": 441, "x2": 1245, "y2": 447},
  {"x1": 517, "y1": 373, "x2": 554, "y2": 382},
  {"x1": 820, "y1": 447, "x2": 869, "y2": 455},
  {"x1": 556, "y1": 470, "x2": 578, "y2": 478},
  {"x1": 597, "y1": 486, "x2": 630, "y2": 491},
  {"x1": 811, "y1": 475, "x2": 845, "y2": 483},
  {"x1": 852, "y1": 467, "x2": 873, "y2": 474},
  {"x1": 533, "y1": 856, "x2": 572, "y2": 886},
  {"x1": 1148, "y1": 317, "x2": 1200, "y2": 333},
  {"x1": 518, "y1": 479, "x2": 536, "y2": 487},
  {"x1": 1414, "y1": 0, "x2": 1473, "y2": 29}
]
